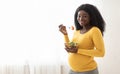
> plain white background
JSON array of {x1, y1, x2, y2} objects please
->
[
  {"x1": 0, "y1": 0, "x2": 120, "y2": 74},
  {"x1": 99, "y1": 0, "x2": 120, "y2": 74}
]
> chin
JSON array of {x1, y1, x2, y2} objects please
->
[{"x1": 80, "y1": 24, "x2": 84, "y2": 26}]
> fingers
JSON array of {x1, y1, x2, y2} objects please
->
[
  {"x1": 59, "y1": 25, "x2": 66, "y2": 31},
  {"x1": 58, "y1": 24, "x2": 68, "y2": 35},
  {"x1": 64, "y1": 47, "x2": 69, "y2": 52},
  {"x1": 64, "y1": 46, "x2": 78, "y2": 53},
  {"x1": 64, "y1": 43, "x2": 69, "y2": 48},
  {"x1": 58, "y1": 24, "x2": 63, "y2": 28}
]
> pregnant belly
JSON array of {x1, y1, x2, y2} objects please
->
[{"x1": 68, "y1": 53, "x2": 93, "y2": 69}]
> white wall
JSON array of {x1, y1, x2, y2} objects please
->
[{"x1": 97, "y1": 0, "x2": 120, "y2": 74}]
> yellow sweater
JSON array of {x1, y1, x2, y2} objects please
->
[{"x1": 64, "y1": 27, "x2": 105, "y2": 72}]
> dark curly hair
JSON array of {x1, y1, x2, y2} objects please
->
[{"x1": 74, "y1": 4, "x2": 105, "y2": 36}]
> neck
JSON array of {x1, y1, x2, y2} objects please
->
[
  {"x1": 82, "y1": 25, "x2": 92, "y2": 30},
  {"x1": 80, "y1": 25, "x2": 92, "y2": 34}
]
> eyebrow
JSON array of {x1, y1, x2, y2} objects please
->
[{"x1": 78, "y1": 13, "x2": 88, "y2": 16}]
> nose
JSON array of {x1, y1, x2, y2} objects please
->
[
  {"x1": 78, "y1": 16, "x2": 83, "y2": 21},
  {"x1": 80, "y1": 16, "x2": 84, "y2": 21}
]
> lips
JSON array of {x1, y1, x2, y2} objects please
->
[
  {"x1": 78, "y1": 21, "x2": 85, "y2": 25},
  {"x1": 80, "y1": 22, "x2": 84, "y2": 24}
]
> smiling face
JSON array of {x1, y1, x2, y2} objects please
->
[{"x1": 77, "y1": 10, "x2": 90, "y2": 27}]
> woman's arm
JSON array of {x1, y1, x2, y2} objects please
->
[{"x1": 77, "y1": 28, "x2": 105, "y2": 57}]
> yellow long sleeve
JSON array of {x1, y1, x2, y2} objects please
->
[
  {"x1": 64, "y1": 35, "x2": 70, "y2": 43},
  {"x1": 77, "y1": 27, "x2": 105, "y2": 57},
  {"x1": 63, "y1": 27, "x2": 105, "y2": 72}
]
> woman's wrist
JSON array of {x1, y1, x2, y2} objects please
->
[
  {"x1": 63, "y1": 32, "x2": 68, "y2": 35},
  {"x1": 64, "y1": 33, "x2": 68, "y2": 35}
]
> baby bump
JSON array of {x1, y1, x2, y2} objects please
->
[{"x1": 68, "y1": 53, "x2": 93, "y2": 68}]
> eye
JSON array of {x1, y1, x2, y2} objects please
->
[
  {"x1": 83, "y1": 15, "x2": 88, "y2": 18},
  {"x1": 77, "y1": 15, "x2": 81, "y2": 18}
]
